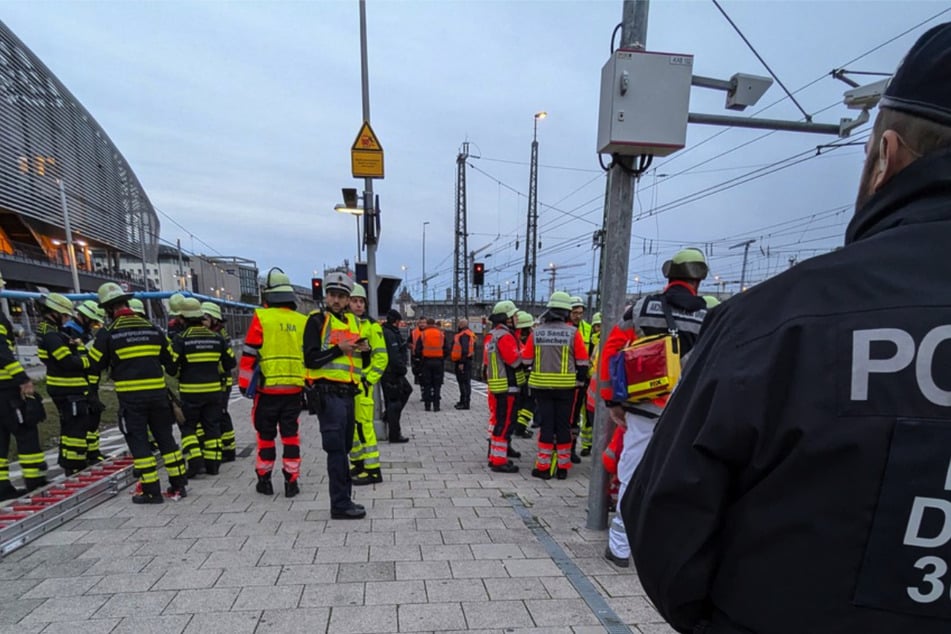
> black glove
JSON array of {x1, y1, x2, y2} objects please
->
[{"x1": 88, "y1": 394, "x2": 106, "y2": 414}]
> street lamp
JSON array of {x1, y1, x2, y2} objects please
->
[
  {"x1": 422, "y1": 221, "x2": 430, "y2": 303},
  {"x1": 334, "y1": 203, "x2": 364, "y2": 265},
  {"x1": 634, "y1": 275, "x2": 641, "y2": 298}
]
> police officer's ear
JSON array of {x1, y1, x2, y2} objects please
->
[{"x1": 871, "y1": 130, "x2": 917, "y2": 193}]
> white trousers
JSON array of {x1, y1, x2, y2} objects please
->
[{"x1": 608, "y1": 411, "x2": 657, "y2": 559}]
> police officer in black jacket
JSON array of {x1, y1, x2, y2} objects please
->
[
  {"x1": 624, "y1": 24, "x2": 951, "y2": 634},
  {"x1": 380, "y1": 310, "x2": 410, "y2": 443}
]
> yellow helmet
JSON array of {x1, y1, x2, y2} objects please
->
[
  {"x1": 491, "y1": 300, "x2": 518, "y2": 318},
  {"x1": 263, "y1": 267, "x2": 296, "y2": 304},
  {"x1": 201, "y1": 301, "x2": 222, "y2": 321},
  {"x1": 591, "y1": 312, "x2": 602, "y2": 326},
  {"x1": 128, "y1": 298, "x2": 146, "y2": 315},
  {"x1": 703, "y1": 295, "x2": 721, "y2": 308},
  {"x1": 662, "y1": 247, "x2": 708, "y2": 281},
  {"x1": 546, "y1": 291, "x2": 573, "y2": 311},
  {"x1": 77, "y1": 299, "x2": 105, "y2": 323},
  {"x1": 37, "y1": 292, "x2": 74, "y2": 316},
  {"x1": 180, "y1": 298, "x2": 204, "y2": 319},
  {"x1": 168, "y1": 292, "x2": 186, "y2": 316},
  {"x1": 98, "y1": 282, "x2": 133, "y2": 308},
  {"x1": 515, "y1": 311, "x2": 534, "y2": 329},
  {"x1": 351, "y1": 283, "x2": 367, "y2": 300}
]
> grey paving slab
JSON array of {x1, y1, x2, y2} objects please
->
[
  {"x1": 256, "y1": 607, "x2": 330, "y2": 633},
  {"x1": 525, "y1": 598, "x2": 601, "y2": 627},
  {"x1": 503, "y1": 558, "x2": 563, "y2": 577},
  {"x1": 233, "y1": 584, "x2": 304, "y2": 611},
  {"x1": 21, "y1": 557, "x2": 96, "y2": 579},
  {"x1": 0, "y1": 577, "x2": 42, "y2": 600},
  {"x1": 313, "y1": 545, "x2": 368, "y2": 563},
  {"x1": 215, "y1": 565, "x2": 281, "y2": 587},
  {"x1": 364, "y1": 579, "x2": 428, "y2": 605},
  {"x1": 39, "y1": 618, "x2": 121, "y2": 633},
  {"x1": 398, "y1": 602, "x2": 467, "y2": 632},
  {"x1": 86, "y1": 572, "x2": 163, "y2": 595},
  {"x1": 450, "y1": 559, "x2": 510, "y2": 579},
  {"x1": 338, "y1": 561, "x2": 397, "y2": 583},
  {"x1": 461, "y1": 599, "x2": 535, "y2": 629},
  {"x1": 111, "y1": 614, "x2": 193, "y2": 634},
  {"x1": 276, "y1": 563, "x2": 338, "y2": 585},
  {"x1": 19, "y1": 595, "x2": 109, "y2": 624},
  {"x1": 299, "y1": 582, "x2": 365, "y2": 608},
  {"x1": 152, "y1": 567, "x2": 222, "y2": 590},
  {"x1": 0, "y1": 598, "x2": 44, "y2": 624},
  {"x1": 326, "y1": 604, "x2": 398, "y2": 633},
  {"x1": 483, "y1": 577, "x2": 552, "y2": 601},
  {"x1": 163, "y1": 587, "x2": 239, "y2": 614},
  {"x1": 425, "y1": 579, "x2": 489, "y2": 603},
  {"x1": 182, "y1": 610, "x2": 261, "y2": 634},
  {"x1": 257, "y1": 546, "x2": 316, "y2": 566},
  {"x1": 92, "y1": 591, "x2": 176, "y2": 618},
  {"x1": 396, "y1": 560, "x2": 452, "y2": 581}
]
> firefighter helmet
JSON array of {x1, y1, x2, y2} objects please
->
[
  {"x1": 569, "y1": 296, "x2": 584, "y2": 308},
  {"x1": 180, "y1": 297, "x2": 204, "y2": 319},
  {"x1": 515, "y1": 311, "x2": 534, "y2": 329},
  {"x1": 262, "y1": 267, "x2": 296, "y2": 305},
  {"x1": 129, "y1": 298, "x2": 146, "y2": 315},
  {"x1": 546, "y1": 291, "x2": 573, "y2": 311},
  {"x1": 37, "y1": 292, "x2": 74, "y2": 316},
  {"x1": 168, "y1": 293, "x2": 185, "y2": 316},
  {"x1": 662, "y1": 247, "x2": 709, "y2": 281},
  {"x1": 592, "y1": 311, "x2": 602, "y2": 326},
  {"x1": 98, "y1": 282, "x2": 134, "y2": 308},
  {"x1": 201, "y1": 301, "x2": 222, "y2": 321},
  {"x1": 324, "y1": 271, "x2": 354, "y2": 296},
  {"x1": 491, "y1": 300, "x2": 518, "y2": 318},
  {"x1": 76, "y1": 300, "x2": 104, "y2": 323},
  {"x1": 350, "y1": 283, "x2": 367, "y2": 299},
  {"x1": 703, "y1": 295, "x2": 721, "y2": 308}
]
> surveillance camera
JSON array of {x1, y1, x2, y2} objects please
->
[
  {"x1": 726, "y1": 73, "x2": 773, "y2": 111},
  {"x1": 843, "y1": 78, "x2": 890, "y2": 111}
]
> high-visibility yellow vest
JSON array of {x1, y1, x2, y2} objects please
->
[
  {"x1": 358, "y1": 317, "x2": 387, "y2": 385},
  {"x1": 529, "y1": 322, "x2": 578, "y2": 390},
  {"x1": 256, "y1": 308, "x2": 306, "y2": 390},
  {"x1": 486, "y1": 327, "x2": 518, "y2": 394},
  {"x1": 306, "y1": 311, "x2": 361, "y2": 384}
]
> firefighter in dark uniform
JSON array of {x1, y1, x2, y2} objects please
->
[
  {"x1": 302, "y1": 272, "x2": 368, "y2": 519},
  {"x1": 71, "y1": 300, "x2": 106, "y2": 464},
  {"x1": 202, "y1": 301, "x2": 237, "y2": 462},
  {"x1": 172, "y1": 298, "x2": 235, "y2": 477},
  {"x1": 380, "y1": 309, "x2": 411, "y2": 443},
  {"x1": 89, "y1": 283, "x2": 187, "y2": 503},
  {"x1": 36, "y1": 293, "x2": 91, "y2": 475},
  {"x1": 0, "y1": 310, "x2": 46, "y2": 497},
  {"x1": 238, "y1": 269, "x2": 307, "y2": 498},
  {"x1": 624, "y1": 25, "x2": 951, "y2": 634}
]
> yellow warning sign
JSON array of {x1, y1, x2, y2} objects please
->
[{"x1": 350, "y1": 121, "x2": 384, "y2": 179}]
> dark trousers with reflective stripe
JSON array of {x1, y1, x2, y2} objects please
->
[
  {"x1": 118, "y1": 393, "x2": 186, "y2": 496},
  {"x1": 454, "y1": 360, "x2": 472, "y2": 406},
  {"x1": 0, "y1": 389, "x2": 46, "y2": 489},
  {"x1": 182, "y1": 393, "x2": 223, "y2": 469},
  {"x1": 53, "y1": 396, "x2": 90, "y2": 473},
  {"x1": 535, "y1": 389, "x2": 573, "y2": 445},
  {"x1": 252, "y1": 392, "x2": 302, "y2": 480},
  {"x1": 421, "y1": 358, "x2": 444, "y2": 405},
  {"x1": 220, "y1": 389, "x2": 236, "y2": 458},
  {"x1": 314, "y1": 390, "x2": 356, "y2": 512}
]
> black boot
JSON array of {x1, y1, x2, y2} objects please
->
[
  {"x1": 531, "y1": 468, "x2": 552, "y2": 480},
  {"x1": 205, "y1": 460, "x2": 220, "y2": 475},
  {"x1": 0, "y1": 481, "x2": 24, "y2": 501},
  {"x1": 433, "y1": 402, "x2": 440, "y2": 412},
  {"x1": 507, "y1": 444, "x2": 521, "y2": 459},
  {"x1": 490, "y1": 461, "x2": 519, "y2": 474},
  {"x1": 256, "y1": 472, "x2": 274, "y2": 495},
  {"x1": 283, "y1": 470, "x2": 299, "y2": 498},
  {"x1": 24, "y1": 477, "x2": 47, "y2": 493},
  {"x1": 349, "y1": 460, "x2": 365, "y2": 477},
  {"x1": 186, "y1": 457, "x2": 205, "y2": 479},
  {"x1": 353, "y1": 469, "x2": 383, "y2": 486},
  {"x1": 221, "y1": 449, "x2": 236, "y2": 463},
  {"x1": 570, "y1": 438, "x2": 582, "y2": 464},
  {"x1": 556, "y1": 468, "x2": 568, "y2": 480},
  {"x1": 132, "y1": 482, "x2": 164, "y2": 505}
]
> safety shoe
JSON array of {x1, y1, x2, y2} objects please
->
[
  {"x1": 556, "y1": 468, "x2": 568, "y2": 480},
  {"x1": 604, "y1": 547, "x2": 630, "y2": 568},
  {"x1": 507, "y1": 446, "x2": 521, "y2": 459},
  {"x1": 132, "y1": 492, "x2": 164, "y2": 505},
  {"x1": 164, "y1": 486, "x2": 187, "y2": 501},
  {"x1": 389, "y1": 436, "x2": 410, "y2": 444},
  {"x1": 185, "y1": 459, "x2": 205, "y2": 479},
  {"x1": 205, "y1": 462, "x2": 220, "y2": 476},
  {"x1": 0, "y1": 482, "x2": 25, "y2": 501},
  {"x1": 255, "y1": 474, "x2": 274, "y2": 495},
  {"x1": 352, "y1": 470, "x2": 383, "y2": 486},
  {"x1": 490, "y1": 461, "x2": 519, "y2": 474},
  {"x1": 531, "y1": 468, "x2": 552, "y2": 480},
  {"x1": 579, "y1": 448, "x2": 591, "y2": 457},
  {"x1": 130, "y1": 481, "x2": 143, "y2": 496},
  {"x1": 571, "y1": 452, "x2": 582, "y2": 465},
  {"x1": 433, "y1": 403, "x2": 441, "y2": 412},
  {"x1": 454, "y1": 403, "x2": 469, "y2": 410},
  {"x1": 331, "y1": 505, "x2": 367, "y2": 520},
  {"x1": 221, "y1": 449, "x2": 236, "y2": 463},
  {"x1": 424, "y1": 403, "x2": 431, "y2": 412},
  {"x1": 285, "y1": 479, "x2": 300, "y2": 498},
  {"x1": 349, "y1": 461, "x2": 365, "y2": 477},
  {"x1": 86, "y1": 452, "x2": 105, "y2": 466},
  {"x1": 513, "y1": 428, "x2": 533, "y2": 439}
]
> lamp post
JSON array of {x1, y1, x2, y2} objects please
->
[
  {"x1": 56, "y1": 179, "x2": 81, "y2": 293},
  {"x1": 422, "y1": 221, "x2": 430, "y2": 303},
  {"x1": 334, "y1": 204, "x2": 364, "y2": 266}
]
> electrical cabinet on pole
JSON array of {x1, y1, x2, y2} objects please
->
[{"x1": 453, "y1": 142, "x2": 470, "y2": 324}]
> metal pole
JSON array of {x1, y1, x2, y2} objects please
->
[
  {"x1": 177, "y1": 238, "x2": 186, "y2": 291},
  {"x1": 730, "y1": 239, "x2": 755, "y2": 293},
  {"x1": 422, "y1": 221, "x2": 429, "y2": 304},
  {"x1": 522, "y1": 116, "x2": 541, "y2": 307},
  {"x1": 138, "y1": 208, "x2": 153, "y2": 319},
  {"x1": 359, "y1": 0, "x2": 379, "y2": 319},
  {"x1": 57, "y1": 179, "x2": 81, "y2": 293},
  {"x1": 587, "y1": 0, "x2": 649, "y2": 531}
]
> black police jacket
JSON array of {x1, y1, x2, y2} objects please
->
[{"x1": 624, "y1": 147, "x2": 951, "y2": 634}]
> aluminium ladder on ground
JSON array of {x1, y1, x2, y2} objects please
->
[{"x1": 0, "y1": 454, "x2": 136, "y2": 558}]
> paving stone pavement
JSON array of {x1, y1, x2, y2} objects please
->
[{"x1": 0, "y1": 379, "x2": 676, "y2": 634}]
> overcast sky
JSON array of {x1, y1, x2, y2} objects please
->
[{"x1": 3, "y1": 0, "x2": 949, "y2": 302}]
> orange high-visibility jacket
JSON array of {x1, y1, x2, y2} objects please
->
[
  {"x1": 420, "y1": 327, "x2": 446, "y2": 359},
  {"x1": 450, "y1": 328, "x2": 475, "y2": 361}
]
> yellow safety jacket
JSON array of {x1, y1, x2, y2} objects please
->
[
  {"x1": 255, "y1": 308, "x2": 306, "y2": 391},
  {"x1": 306, "y1": 311, "x2": 361, "y2": 384},
  {"x1": 358, "y1": 317, "x2": 387, "y2": 386}
]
